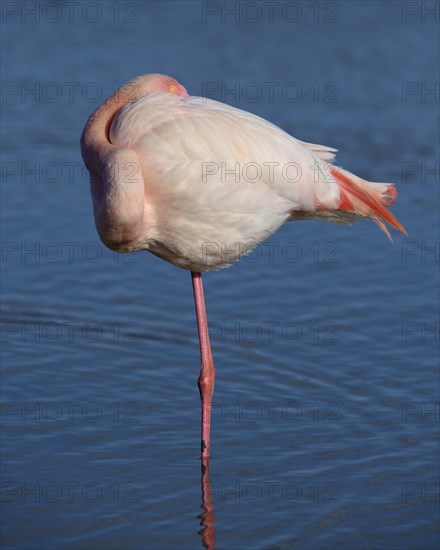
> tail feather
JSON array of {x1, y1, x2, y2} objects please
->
[{"x1": 329, "y1": 166, "x2": 407, "y2": 240}]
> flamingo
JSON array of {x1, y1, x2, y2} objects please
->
[{"x1": 80, "y1": 73, "x2": 406, "y2": 463}]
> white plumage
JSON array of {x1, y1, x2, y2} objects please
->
[
  {"x1": 81, "y1": 74, "x2": 405, "y2": 272},
  {"x1": 109, "y1": 93, "x2": 344, "y2": 270}
]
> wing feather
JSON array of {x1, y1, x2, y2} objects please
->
[
  {"x1": 108, "y1": 93, "x2": 342, "y2": 269},
  {"x1": 110, "y1": 93, "x2": 341, "y2": 211}
]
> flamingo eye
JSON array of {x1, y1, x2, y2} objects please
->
[{"x1": 169, "y1": 85, "x2": 177, "y2": 94}]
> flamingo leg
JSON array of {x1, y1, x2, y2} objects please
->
[{"x1": 191, "y1": 271, "x2": 216, "y2": 460}]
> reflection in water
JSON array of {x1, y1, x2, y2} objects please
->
[{"x1": 198, "y1": 459, "x2": 217, "y2": 550}]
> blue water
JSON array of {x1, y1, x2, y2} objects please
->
[{"x1": 1, "y1": 1, "x2": 438, "y2": 549}]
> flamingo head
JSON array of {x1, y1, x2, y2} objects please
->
[
  {"x1": 156, "y1": 74, "x2": 189, "y2": 98},
  {"x1": 120, "y1": 73, "x2": 189, "y2": 101}
]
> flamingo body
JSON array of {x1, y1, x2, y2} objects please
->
[{"x1": 82, "y1": 74, "x2": 405, "y2": 272}]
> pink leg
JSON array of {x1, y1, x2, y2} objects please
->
[{"x1": 191, "y1": 272, "x2": 216, "y2": 460}]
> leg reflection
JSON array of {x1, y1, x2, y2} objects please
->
[{"x1": 198, "y1": 458, "x2": 216, "y2": 549}]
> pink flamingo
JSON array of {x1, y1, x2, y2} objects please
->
[{"x1": 81, "y1": 74, "x2": 406, "y2": 462}]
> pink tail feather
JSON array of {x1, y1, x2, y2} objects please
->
[{"x1": 329, "y1": 166, "x2": 407, "y2": 240}]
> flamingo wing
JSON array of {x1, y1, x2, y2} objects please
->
[
  {"x1": 110, "y1": 93, "x2": 340, "y2": 211},
  {"x1": 108, "y1": 93, "x2": 404, "y2": 269}
]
